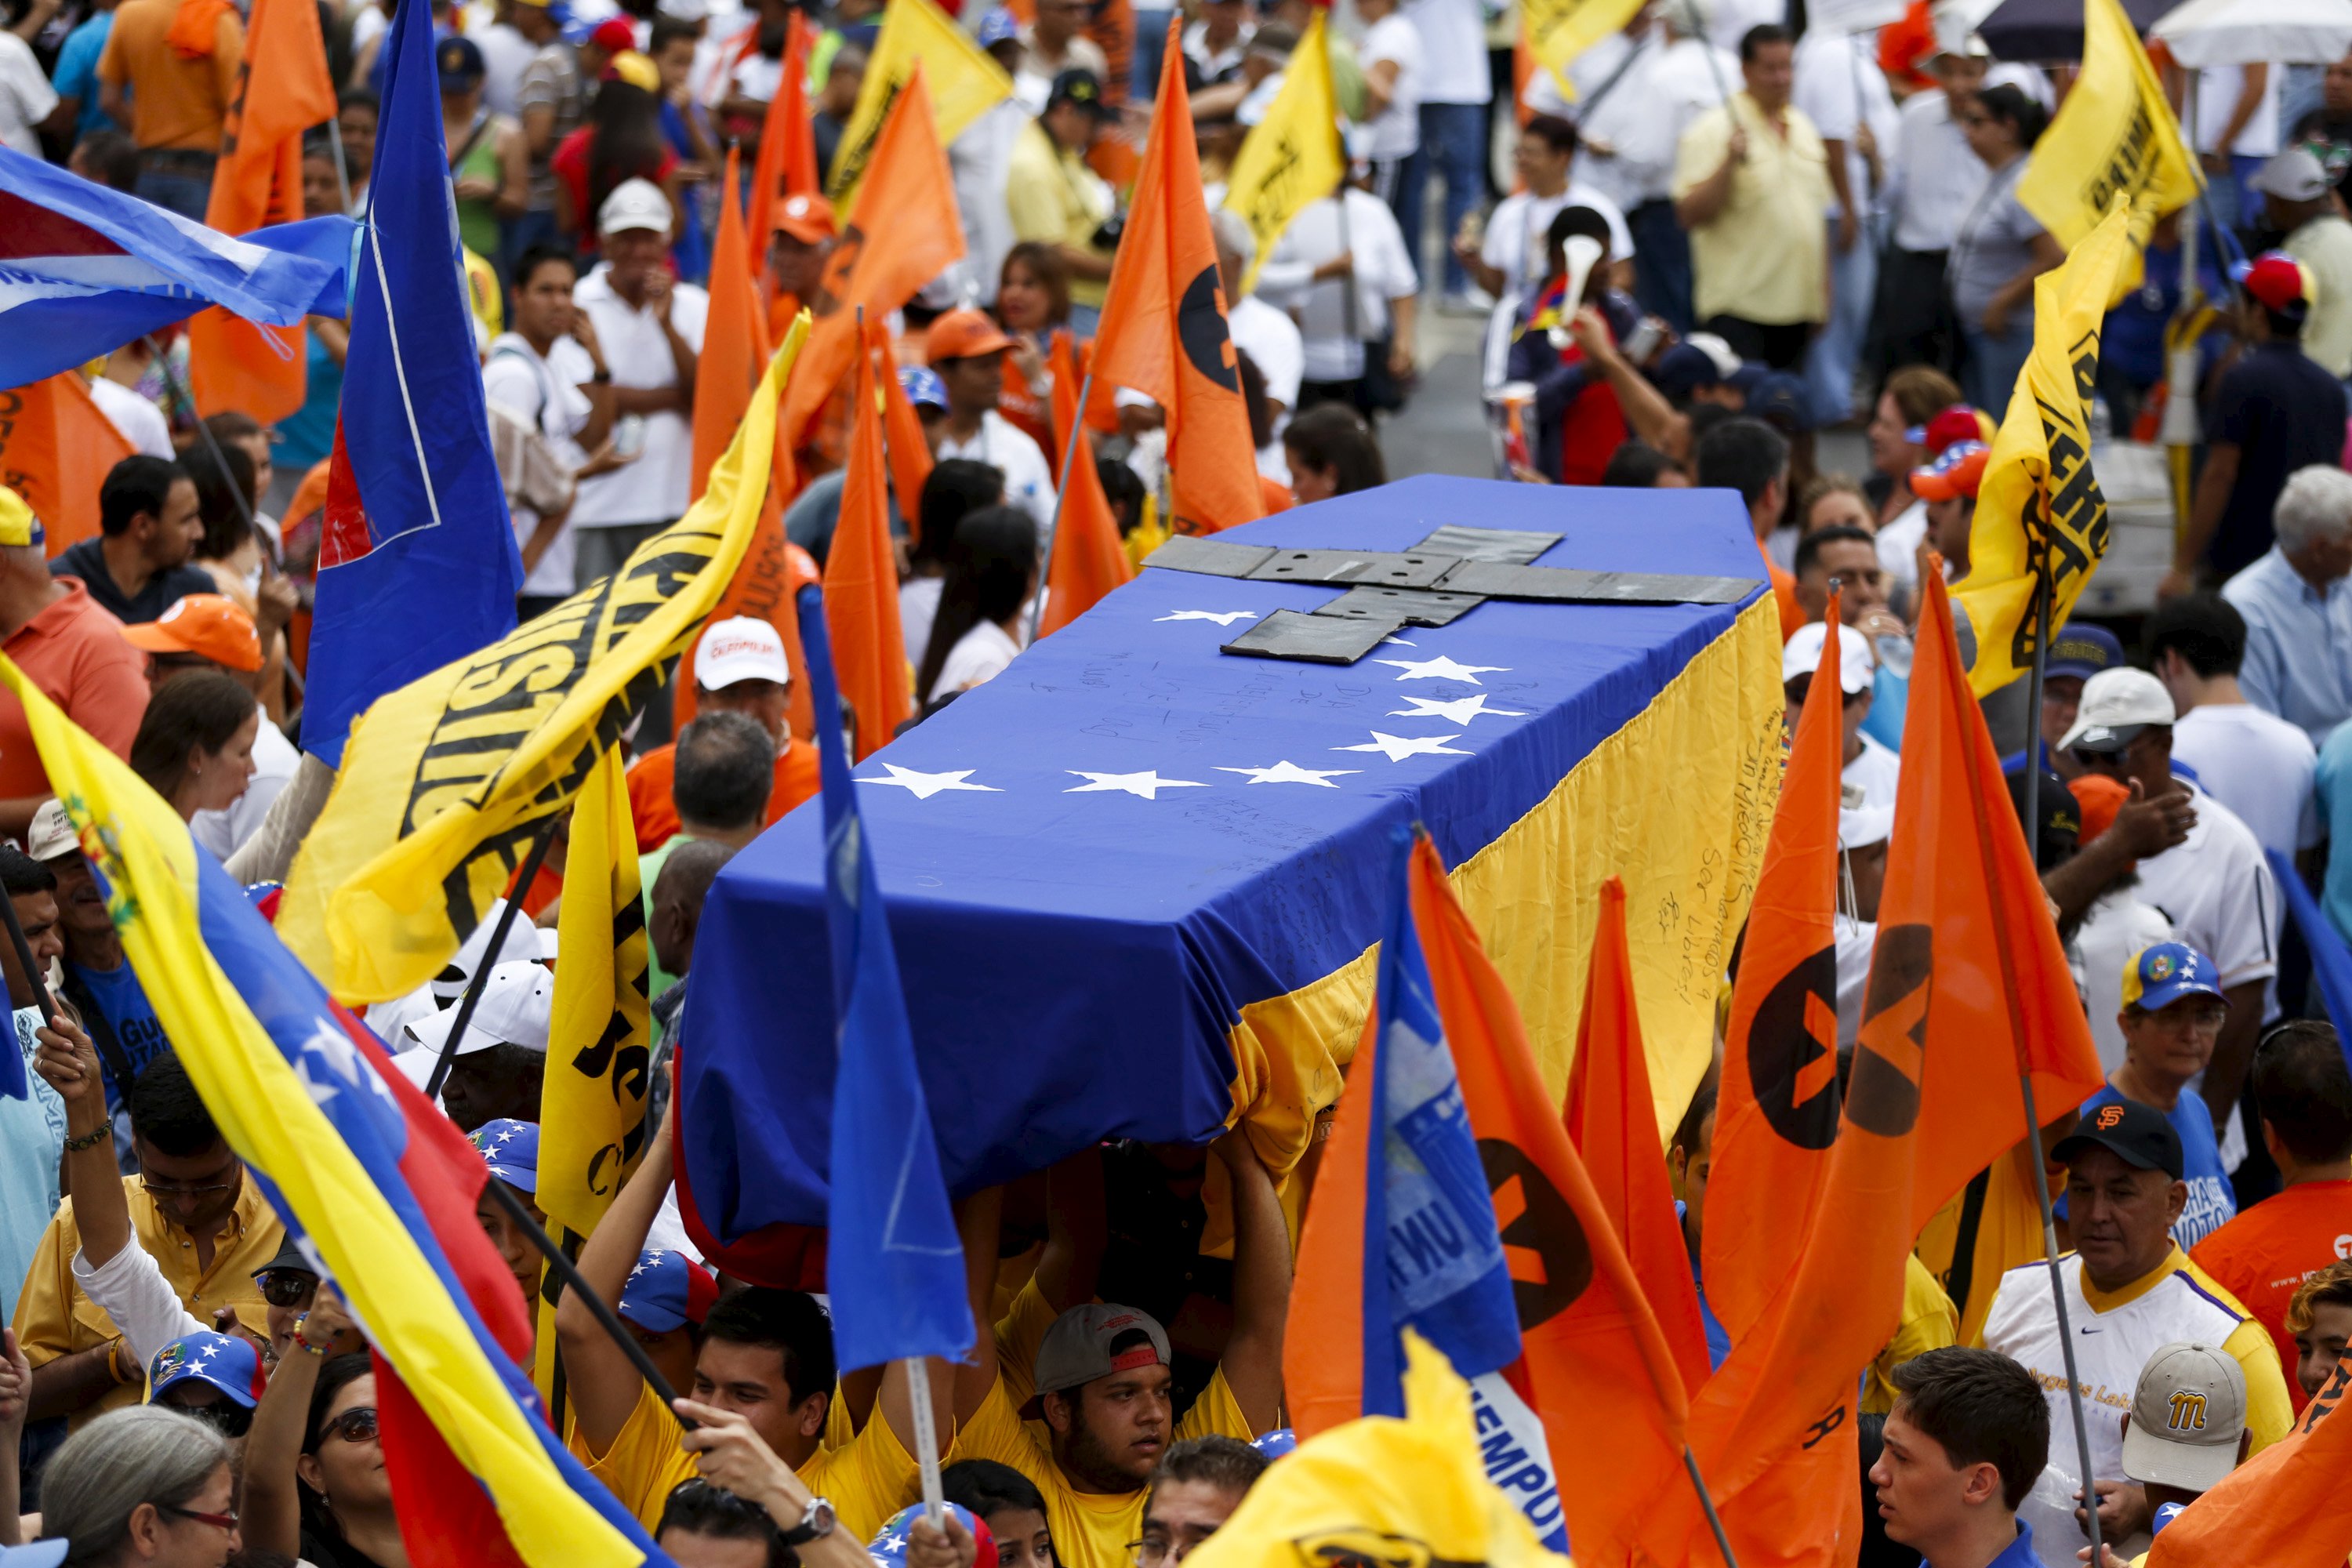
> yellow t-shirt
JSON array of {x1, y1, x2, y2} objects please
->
[
  {"x1": 1004, "y1": 120, "x2": 1114, "y2": 309},
  {"x1": 945, "y1": 1368, "x2": 1253, "y2": 1568},
  {"x1": 1669, "y1": 93, "x2": 1831, "y2": 327},
  {"x1": 573, "y1": 1379, "x2": 919, "y2": 1539},
  {"x1": 1862, "y1": 1255, "x2": 1960, "y2": 1415}
]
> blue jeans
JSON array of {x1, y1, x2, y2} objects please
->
[
  {"x1": 1628, "y1": 199, "x2": 1694, "y2": 335},
  {"x1": 1964, "y1": 318, "x2": 2034, "y2": 419},
  {"x1": 1131, "y1": 7, "x2": 1173, "y2": 101},
  {"x1": 1399, "y1": 101, "x2": 1489, "y2": 297},
  {"x1": 134, "y1": 166, "x2": 212, "y2": 221},
  {"x1": 1804, "y1": 210, "x2": 1879, "y2": 425}
]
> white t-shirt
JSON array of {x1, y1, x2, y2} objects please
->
[
  {"x1": 0, "y1": 33, "x2": 57, "y2": 158},
  {"x1": 902, "y1": 575, "x2": 945, "y2": 670},
  {"x1": 483, "y1": 332, "x2": 597, "y2": 597},
  {"x1": 474, "y1": 19, "x2": 535, "y2": 118},
  {"x1": 1228, "y1": 294, "x2": 1304, "y2": 423},
  {"x1": 1877, "y1": 501, "x2": 1928, "y2": 603},
  {"x1": 1254, "y1": 188, "x2": 1418, "y2": 383},
  {"x1": 2171, "y1": 702, "x2": 2319, "y2": 859},
  {"x1": 2132, "y1": 779, "x2": 2279, "y2": 1010},
  {"x1": 952, "y1": 100, "x2": 1030, "y2": 307},
  {"x1": 1402, "y1": 0, "x2": 1487, "y2": 105},
  {"x1": 1477, "y1": 184, "x2": 1635, "y2": 300},
  {"x1": 87, "y1": 378, "x2": 173, "y2": 460},
  {"x1": 1791, "y1": 29, "x2": 1896, "y2": 220},
  {"x1": 1886, "y1": 91, "x2": 1985, "y2": 253},
  {"x1": 569, "y1": 263, "x2": 710, "y2": 528},
  {"x1": 2067, "y1": 889, "x2": 2176, "y2": 1074},
  {"x1": 937, "y1": 412, "x2": 1058, "y2": 546},
  {"x1": 1358, "y1": 11, "x2": 1421, "y2": 162},
  {"x1": 1843, "y1": 731, "x2": 1900, "y2": 813},
  {"x1": 191, "y1": 705, "x2": 302, "y2": 863},
  {"x1": 2194, "y1": 63, "x2": 2281, "y2": 158},
  {"x1": 928, "y1": 619, "x2": 1024, "y2": 704}
]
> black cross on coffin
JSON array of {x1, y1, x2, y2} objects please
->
[{"x1": 1142, "y1": 524, "x2": 1764, "y2": 664}]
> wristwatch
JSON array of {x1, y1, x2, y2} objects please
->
[{"x1": 778, "y1": 1497, "x2": 835, "y2": 1547}]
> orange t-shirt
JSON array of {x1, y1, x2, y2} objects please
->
[
  {"x1": 97, "y1": 0, "x2": 245, "y2": 151},
  {"x1": 625, "y1": 739, "x2": 819, "y2": 853},
  {"x1": 1760, "y1": 538, "x2": 1802, "y2": 642},
  {"x1": 2191, "y1": 1179, "x2": 2352, "y2": 1410},
  {"x1": 0, "y1": 583, "x2": 150, "y2": 798}
]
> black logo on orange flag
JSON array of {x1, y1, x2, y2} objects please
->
[
  {"x1": 1178, "y1": 265, "x2": 1240, "y2": 392},
  {"x1": 1479, "y1": 1140, "x2": 1592, "y2": 1330},
  {"x1": 1748, "y1": 946, "x2": 1842, "y2": 1149},
  {"x1": 1849, "y1": 924, "x2": 1929, "y2": 1138}
]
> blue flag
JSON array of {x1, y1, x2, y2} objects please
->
[
  {"x1": 303, "y1": 0, "x2": 519, "y2": 768},
  {"x1": 2269, "y1": 848, "x2": 2352, "y2": 1080},
  {"x1": 798, "y1": 583, "x2": 975, "y2": 1373},
  {"x1": 0, "y1": 147, "x2": 350, "y2": 387},
  {"x1": 1360, "y1": 826, "x2": 1524, "y2": 1416}
]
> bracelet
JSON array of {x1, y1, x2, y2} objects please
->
[
  {"x1": 292, "y1": 1313, "x2": 328, "y2": 1356},
  {"x1": 590, "y1": 368, "x2": 612, "y2": 383},
  {"x1": 62, "y1": 1126, "x2": 107, "y2": 1153},
  {"x1": 105, "y1": 1339, "x2": 132, "y2": 1386}
]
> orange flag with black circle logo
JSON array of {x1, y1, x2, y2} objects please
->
[
  {"x1": 823, "y1": 330, "x2": 909, "y2": 757},
  {"x1": 1038, "y1": 330, "x2": 1131, "y2": 636},
  {"x1": 1087, "y1": 28, "x2": 1263, "y2": 535}
]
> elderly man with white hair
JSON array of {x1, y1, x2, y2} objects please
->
[{"x1": 2222, "y1": 463, "x2": 2352, "y2": 747}]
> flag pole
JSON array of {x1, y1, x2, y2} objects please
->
[
  {"x1": 905, "y1": 1355, "x2": 946, "y2": 1524},
  {"x1": 422, "y1": 816, "x2": 561, "y2": 1100},
  {"x1": 326, "y1": 107, "x2": 354, "y2": 216},
  {"x1": 0, "y1": 886, "x2": 58, "y2": 1025},
  {"x1": 1682, "y1": 1447, "x2": 1742, "y2": 1568},
  {"x1": 1026, "y1": 365, "x2": 1098, "y2": 647},
  {"x1": 145, "y1": 336, "x2": 260, "y2": 538}
]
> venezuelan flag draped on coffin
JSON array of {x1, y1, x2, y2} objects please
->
[{"x1": 679, "y1": 476, "x2": 1784, "y2": 1253}]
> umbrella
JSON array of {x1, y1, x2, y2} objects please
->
[
  {"x1": 2150, "y1": 0, "x2": 2352, "y2": 67},
  {"x1": 1979, "y1": 0, "x2": 2169, "y2": 60}
]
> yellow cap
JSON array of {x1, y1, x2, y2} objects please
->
[
  {"x1": 607, "y1": 49, "x2": 660, "y2": 92},
  {"x1": 0, "y1": 487, "x2": 44, "y2": 550}
]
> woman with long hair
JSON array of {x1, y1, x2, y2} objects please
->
[
  {"x1": 130, "y1": 671, "x2": 258, "y2": 824},
  {"x1": 916, "y1": 506, "x2": 1039, "y2": 707},
  {"x1": 1282, "y1": 403, "x2": 1386, "y2": 505},
  {"x1": 551, "y1": 57, "x2": 682, "y2": 252},
  {"x1": 993, "y1": 243, "x2": 1071, "y2": 459},
  {"x1": 38, "y1": 1406, "x2": 239, "y2": 1568}
]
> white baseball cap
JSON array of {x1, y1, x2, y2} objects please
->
[
  {"x1": 694, "y1": 616, "x2": 792, "y2": 691},
  {"x1": 403, "y1": 960, "x2": 553, "y2": 1058},
  {"x1": 2058, "y1": 666, "x2": 2176, "y2": 754},
  {"x1": 1783, "y1": 619, "x2": 1873, "y2": 696},
  {"x1": 25, "y1": 799, "x2": 76, "y2": 862},
  {"x1": 599, "y1": 177, "x2": 673, "y2": 237},
  {"x1": 429, "y1": 897, "x2": 546, "y2": 1000},
  {"x1": 2122, "y1": 1341, "x2": 2248, "y2": 1492}
]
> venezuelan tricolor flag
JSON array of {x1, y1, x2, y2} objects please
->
[{"x1": 0, "y1": 660, "x2": 668, "y2": 1568}]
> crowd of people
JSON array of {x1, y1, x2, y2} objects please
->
[{"x1": 5, "y1": 0, "x2": 2352, "y2": 1559}]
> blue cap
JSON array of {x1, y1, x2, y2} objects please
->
[
  {"x1": 898, "y1": 365, "x2": 948, "y2": 412},
  {"x1": 1726, "y1": 361, "x2": 1771, "y2": 398},
  {"x1": 147, "y1": 1331, "x2": 264, "y2": 1410},
  {"x1": 469, "y1": 1118, "x2": 540, "y2": 1193},
  {"x1": 2121, "y1": 942, "x2": 2227, "y2": 1014},
  {"x1": 437, "y1": 34, "x2": 485, "y2": 90},
  {"x1": 619, "y1": 1248, "x2": 719, "y2": 1334},
  {"x1": 975, "y1": 6, "x2": 1019, "y2": 45},
  {"x1": 2046, "y1": 622, "x2": 2125, "y2": 682},
  {"x1": 1649, "y1": 343, "x2": 1722, "y2": 402},
  {"x1": 1747, "y1": 370, "x2": 1813, "y2": 434},
  {"x1": 869, "y1": 1504, "x2": 989, "y2": 1568},
  {"x1": 1250, "y1": 1427, "x2": 1298, "y2": 1458}
]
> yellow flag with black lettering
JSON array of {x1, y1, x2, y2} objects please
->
[
  {"x1": 280, "y1": 315, "x2": 810, "y2": 1004},
  {"x1": 1953, "y1": 202, "x2": 2135, "y2": 698},
  {"x1": 1221, "y1": 12, "x2": 1344, "y2": 288},
  {"x1": 827, "y1": 0, "x2": 1011, "y2": 214},
  {"x1": 2016, "y1": 0, "x2": 2195, "y2": 286},
  {"x1": 530, "y1": 742, "x2": 649, "y2": 1406},
  {"x1": 1520, "y1": 0, "x2": 1643, "y2": 96}
]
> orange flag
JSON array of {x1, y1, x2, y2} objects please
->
[
  {"x1": 746, "y1": 10, "x2": 818, "y2": 279},
  {"x1": 0, "y1": 373, "x2": 134, "y2": 555},
  {"x1": 1564, "y1": 877, "x2": 1714, "y2": 1401},
  {"x1": 823, "y1": 331, "x2": 910, "y2": 757},
  {"x1": 869, "y1": 319, "x2": 933, "y2": 541},
  {"x1": 188, "y1": 0, "x2": 334, "y2": 423},
  {"x1": 2148, "y1": 1359, "x2": 2352, "y2": 1568},
  {"x1": 1411, "y1": 837, "x2": 1692, "y2": 1565},
  {"x1": 1088, "y1": 29, "x2": 1263, "y2": 535},
  {"x1": 780, "y1": 64, "x2": 964, "y2": 452},
  {"x1": 1702, "y1": 599, "x2": 1848, "y2": 1343},
  {"x1": 1038, "y1": 330, "x2": 1131, "y2": 636},
  {"x1": 694, "y1": 147, "x2": 764, "y2": 502}
]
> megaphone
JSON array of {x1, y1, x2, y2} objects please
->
[{"x1": 1546, "y1": 234, "x2": 1607, "y2": 351}]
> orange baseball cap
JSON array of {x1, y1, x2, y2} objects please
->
[
  {"x1": 2069, "y1": 774, "x2": 2131, "y2": 846},
  {"x1": 774, "y1": 193, "x2": 837, "y2": 245},
  {"x1": 122, "y1": 594, "x2": 263, "y2": 673},
  {"x1": 926, "y1": 308, "x2": 1016, "y2": 363}
]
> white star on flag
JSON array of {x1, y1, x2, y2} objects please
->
[
  {"x1": 292, "y1": 1054, "x2": 342, "y2": 1107},
  {"x1": 1214, "y1": 761, "x2": 1361, "y2": 787},
  {"x1": 1334, "y1": 731, "x2": 1473, "y2": 762},
  {"x1": 1388, "y1": 693, "x2": 1528, "y2": 724},
  {"x1": 858, "y1": 764, "x2": 1003, "y2": 800},
  {"x1": 1065, "y1": 771, "x2": 1210, "y2": 800},
  {"x1": 1156, "y1": 610, "x2": 1260, "y2": 626},
  {"x1": 1375, "y1": 655, "x2": 1510, "y2": 684}
]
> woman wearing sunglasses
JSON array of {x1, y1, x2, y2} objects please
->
[
  {"x1": 241, "y1": 1298, "x2": 405, "y2": 1568},
  {"x1": 39, "y1": 1404, "x2": 240, "y2": 1568}
]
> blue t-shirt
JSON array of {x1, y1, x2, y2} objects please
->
[
  {"x1": 70, "y1": 957, "x2": 171, "y2": 1112},
  {"x1": 2071, "y1": 1084, "x2": 2238, "y2": 1249},
  {"x1": 1677, "y1": 1199, "x2": 1732, "y2": 1371},
  {"x1": 50, "y1": 13, "x2": 118, "y2": 140},
  {"x1": 0, "y1": 1007, "x2": 67, "y2": 1327},
  {"x1": 658, "y1": 100, "x2": 710, "y2": 285}
]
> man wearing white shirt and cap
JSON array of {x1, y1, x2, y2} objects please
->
[
  {"x1": 1783, "y1": 619, "x2": 1900, "y2": 812},
  {"x1": 1879, "y1": 39, "x2": 1988, "y2": 373},
  {"x1": 397, "y1": 958, "x2": 553, "y2": 1134}
]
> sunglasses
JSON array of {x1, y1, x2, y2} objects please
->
[
  {"x1": 256, "y1": 1269, "x2": 318, "y2": 1309},
  {"x1": 320, "y1": 1406, "x2": 380, "y2": 1445}
]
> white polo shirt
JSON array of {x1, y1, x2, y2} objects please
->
[
  {"x1": 938, "y1": 412, "x2": 1058, "y2": 547},
  {"x1": 569, "y1": 263, "x2": 710, "y2": 528},
  {"x1": 2171, "y1": 702, "x2": 2320, "y2": 860}
]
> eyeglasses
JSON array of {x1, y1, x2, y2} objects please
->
[
  {"x1": 255, "y1": 1269, "x2": 318, "y2": 1309},
  {"x1": 140, "y1": 1170, "x2": 239, "y2": 1200},
  {"x1": 319, "y1": 1406, "x2": 379, "y2": 1444},
  {"x1": 165, "y1": 1505, "x2": 238, "y2": 1534}
]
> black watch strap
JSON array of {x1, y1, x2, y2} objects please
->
[{"x1": 777, "y1": 1497, "x2": 834, "y2": 1546}]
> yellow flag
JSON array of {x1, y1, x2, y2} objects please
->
[
  {"x1": 826, "y1": 0, "x2": 1011, "y2": 214},
  {"x1": 2016, "y1": 0, "x2": 2196, "y2": 288},
  {"x1": 1953, "y1": 202, "x2": 2136, "y2": 698},
  {"x1": 1520, "y1": 0, "x2": 1643, "y2": 96},
  {"x1": 530, "y1": 743, "x2": 650, "y2": 1406},
  {"x1": 1221, "y1": 12, "x2": 1345, "y2": 288},
  {"x1": 281, "y1": 315, "x2": 811, "y2": 1005}
]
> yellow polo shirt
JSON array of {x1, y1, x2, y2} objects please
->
[
  {"x1": 11, "y1": 1174, "x2": 281, "y2": 1428},
  {"x1": 1671, "y1": 93, "x2": 1832, "y2": 327}
]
